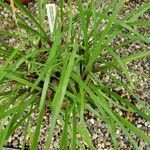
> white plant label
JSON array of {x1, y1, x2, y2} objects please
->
[{"x1": 46, "y1": 4, "x2": 56, "y2": 33}]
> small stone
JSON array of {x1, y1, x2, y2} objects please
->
[
  {"x1": 137, "y1": 124, "x2": 142, "y2": 128},
  {"x1": 12, "y1": 139, "x2": 18, "y2": 147},
  {"x1": 92, "y1": 134, "x2": 98, "y2": 140},
  {"x1": 101, "y1": 143, "x2": 105, "y2": 148},
  {"x1": 14, "y1": 134, "x2": 18, "y2": 138},
  {"x1": 99, "y1": 137, "x2": 104, "y2": 142},
  {"x1": 106, "y1": 142, "x2": 111, "y2": 146},
  {"x1": 119, "y1": 111, "x2": 123, "y2": 116},
  {"x1": 135, "y1": 45, "x2": 141, "y2": 49},
  {"x1": 125, "y1": 0, "x2": 130, "y2": 3},
  {"x1": 116, "y1": 129, "x2": 120, "y2": 135},
  {"x1": 144, "y1": 122, "x2": 149, "y2": 126},
  {"x1": 53, "y1": 141, "x2": 59, "y2": 148},
  {"x1": 90, "y1": 118, "x2": 95, "y2": 124},
  {"x1": 140, "y1": 141, "x2": 145, "y2": 147}
]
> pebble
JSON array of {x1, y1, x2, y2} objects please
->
[
  {"x1": 92, "y1": 134, "x2": 98, "y2": 140},
  {"x1": 90, "y1": 118, "x2": 95, "y2": 125},
  {"x1": 53, "y1": 141, "x2": 59, "y2": 148},
  {"x1": 106, "y1": 142, "x2": 111, "y2": 146},
  {"x1": 101, "y1": 143, "x2": 105, "y2": 148},
  {"x1": 137, "y1": 124, "x2": 142, "y2": 128},
  {"x1": 12, "y1": 140, "x2": 18, "y2": 147},
  {"x1": 116, "y1": 129, "x2": 120, "y2": 135}
]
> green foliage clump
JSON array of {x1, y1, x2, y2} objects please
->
[{"x1": 0, "y1": 0, "x2": 150, "y2": 149}]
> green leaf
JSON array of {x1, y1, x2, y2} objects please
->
[
  {"x1": 45, "y1": 41, "x2": 77, "y2": 149},
  {"x1": 59, "y1": 108, "x2": 70, "y2": 150}
]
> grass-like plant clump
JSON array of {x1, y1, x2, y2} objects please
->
[{"x1": 0, "y1": 0, "x2": 150, "y2": 149}]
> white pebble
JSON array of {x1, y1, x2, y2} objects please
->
[
  {"x1": 90, "y1": 118, "x2": 95, "y2": 124},
  {"x1": 12, "y1": 140, "x2": 18, "y2": 147},
  {"x1": 137, "y1": 124, "x2": 142, "y2": 128},
  {"x1": 145, "y1": 122, "x2": 149, "y2": 126},
  {"x1": 106, "y1": 142, "x2": 111, "y2": 146},
  {"x1": 101, "y1": 143, "x2": 105, "y2": 148},
  {"x1": 116, "y1": 129, "x2": 120, "y2": 135},
  {"x1": 92, "y1": 134, "x2": 98, "y2": 140},
  {"x1": 53, "y1": 141, "x2": 59, "y2": 148},
  {"x1": 135, "y1": 45, "x2": 141, "y2": 49}
]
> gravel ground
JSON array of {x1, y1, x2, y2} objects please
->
[{"x1": 0, "y1": 0, "x2": 150, "y2": 149}]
